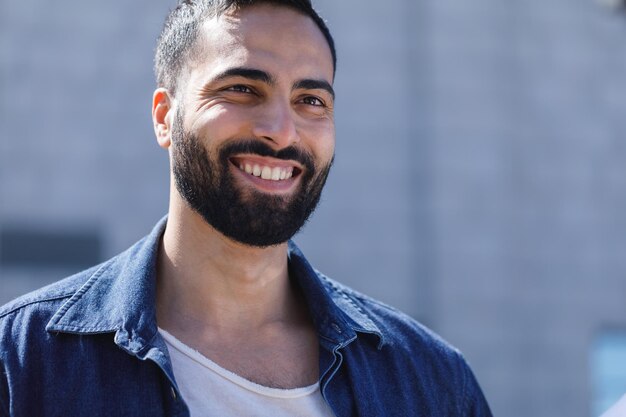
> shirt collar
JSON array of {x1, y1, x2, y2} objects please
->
[
  {"x1": 46, "y1": 216, "x2": 385, "y2": 351},
  {"x1": 287, "y1": 241, "x2": 386, "y2": 349},
  {"x1": 46, "y1": 216, "x2": 166, "y2": 352}
]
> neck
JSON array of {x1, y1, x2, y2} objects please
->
[{"x1": 156, "y1": 203, "x2": 299, "y2": 335}]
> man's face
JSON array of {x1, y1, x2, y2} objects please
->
[{"x1": 169, "y1": 4, "x2": 335, "y2": 247}]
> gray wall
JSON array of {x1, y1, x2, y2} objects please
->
[
  {"x1": 423, "y1": 2, "x2": 626, "y2": 416},
  {"x1": 3, "y1": 1, "x2": 626, "y2": 416}
]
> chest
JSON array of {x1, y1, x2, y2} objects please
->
[
  {"x1": 165, "y1": 323, "x2": 320, "y2": 389},
  {"x1": 200, "y1": 330, "x2": 320, "y2": 388},
  {"x1": 163, "y1": 333, "x2": 336, "y2": 417}
]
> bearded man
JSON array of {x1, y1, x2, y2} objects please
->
[{"x1": 0, "y1": 1, "x2": 492, "y2": 416}]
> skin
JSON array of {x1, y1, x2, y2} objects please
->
[{"x1": 151, "y1": 4, "x2": 335, "y2": 388}]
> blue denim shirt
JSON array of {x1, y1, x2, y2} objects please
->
[{"x1": 0, "y1": 217, "x2": 492, "y2": 416}]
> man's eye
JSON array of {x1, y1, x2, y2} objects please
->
[
  {"x1": 226, "y1": 85, "x2": 253, "y2": 93},
  {"x1": 301, "y1": 96, "x2": 324, "y2": 106}
]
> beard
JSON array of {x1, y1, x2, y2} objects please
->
[{"x1": 170, "y1": 110, "x2": 333, "y2": 247}]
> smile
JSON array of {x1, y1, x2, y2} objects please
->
[
  {"x1": 230, "y1": 156, "x2": 302, "y2": 183},
  {"x1": 238, "y1": 162, "x2": 293, "y2": 181}
]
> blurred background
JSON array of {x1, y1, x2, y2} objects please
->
[{"x1": 2, "y1": 0, "x2": 626, "y2": 415}]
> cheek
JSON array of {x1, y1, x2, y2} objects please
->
[
  {"x1": 307, "y1": 124, "x2": 335, "y2": 164},
  {"x1": 191, "y1": 104, "x2": 254, "y2": 143},
  {"x1": 297, "y1": 112, "x2": 334, "y2": 142}
]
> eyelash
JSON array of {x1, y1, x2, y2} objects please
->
[
  {"x1": 300, "y1": 96, "x2": 325, "y2": 107},
  {"x1": 223, "y1": 85, "x2": 327, "y2": 108},
  {"x1": 226, "y1": 84, "x2": 254, "y2": 94}
]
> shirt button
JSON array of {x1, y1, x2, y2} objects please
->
[{"x1": 170, "y1": 386, "x2": 177, "y2": 400}]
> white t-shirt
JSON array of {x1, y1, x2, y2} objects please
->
[{"x1": 160, "y1": 329, "x2": 336, "y2": 417}]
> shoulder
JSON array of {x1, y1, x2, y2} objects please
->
[
  {"x1": 319, "y1": 272, "x2": 478, "y2": 382},
  {"x1": 317, "y1": 273, "x2": 491, "y2": 414},
  {"x1": 0, "y1": 263, "x2": 103, "y2": 332},
  {"x1": 0, "y1": 262, "x2": 106, "y2": 404},
  {"x1": 318, "y1": 272, "x2": 457, "y2": 354},
  {"x1": 0, "y1": 229, "x2": 149, "y2": 327}
]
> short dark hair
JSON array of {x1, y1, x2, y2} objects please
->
[{"x1": 154, "y1": 0, "x2": 336, "y2": 95}]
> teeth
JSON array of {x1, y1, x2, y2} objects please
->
[{"x1": 237, "y1": 162, "x2": 296, "y2": 181}]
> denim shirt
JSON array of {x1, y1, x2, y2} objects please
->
[{"x1": 0, "y1": 217, "x2": 492, "y2": 417}]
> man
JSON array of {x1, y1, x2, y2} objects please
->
[{"x1": 0, "y1": 0, "x2": 492, "y2": 416}]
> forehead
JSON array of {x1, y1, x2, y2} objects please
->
[{"x1": 188, "y1": 4, "x2": 334, "y2": 85}]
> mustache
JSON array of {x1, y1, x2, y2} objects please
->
[{"x1": 218, "y1": 139, "x2": 316, "y2": 171}]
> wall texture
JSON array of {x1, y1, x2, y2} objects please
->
[{"x1": 424, "y1": 1, "x2": 626, "y2": 416}]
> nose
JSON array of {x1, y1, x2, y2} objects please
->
[{"x1": 251, "y1": 99, "x2": 300, "y2": 149}]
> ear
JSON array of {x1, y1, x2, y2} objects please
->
[{"x1": 152, "y1": 88, "x2": 174, "y2": 149}]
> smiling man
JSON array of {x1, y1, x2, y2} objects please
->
[{"x1": 0, "y1": 1, "x2": 492, "y2": 416}]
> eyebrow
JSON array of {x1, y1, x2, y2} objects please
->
[
  {"x1": 210, "y1": 66, "x2": 335, "y2": 99},
  {"x1": 293, "y1": 79, "x2": 335, "y2": 100},
  {"x1": 212, "y1": 67, "x2": 275, "y2": 85}
]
